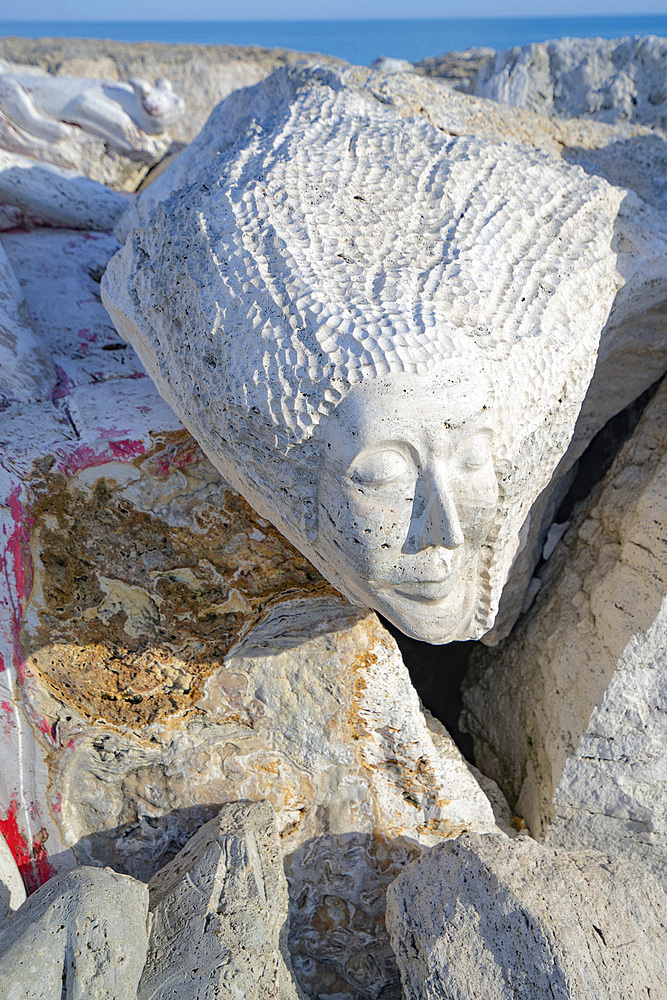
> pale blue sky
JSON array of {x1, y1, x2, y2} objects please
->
[{"x1": 3, "y1": 0, "x2": 667, "y2": 20}]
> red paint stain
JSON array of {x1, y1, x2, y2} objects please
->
[
  {"x1": 0, "y1": 650, "x2": 4, "y2": 672},
  {"x1": 0, "y1": 799, "x2": 53, "y2": 893}
]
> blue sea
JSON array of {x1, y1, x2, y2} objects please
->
[{"x1": 1, "y1": 16, "x2": 666, "y2": 65}]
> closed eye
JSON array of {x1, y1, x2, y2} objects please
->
[
  {"x1": 456, "y1": 430, "x2": 493, "y2": 471},
  {"x1": 350, "y1": 447, "x2": 411, "y2": 486}
]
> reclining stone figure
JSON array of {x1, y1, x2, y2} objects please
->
[
  {"x1": 0, "y1": 60, "x2": 183, "y2": 157},
  {"x1": 102, "y1": 67, "x2": 625, "y2": 644}
]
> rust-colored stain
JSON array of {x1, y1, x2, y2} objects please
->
[{"x1": 23, "y1": 430, "x2": 337, "y2": 728}]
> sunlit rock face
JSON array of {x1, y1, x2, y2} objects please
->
[{"x1": 103, "y1": 65, "x2": 623, "y2": 644}]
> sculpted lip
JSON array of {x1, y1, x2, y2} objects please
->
[{"x1": 388, "y1": 576, "x2": 459, "y2": 603}]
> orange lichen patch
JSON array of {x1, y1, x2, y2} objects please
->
[{"x1": 23, "y1": 430, "x2": 337, "y2": 728}]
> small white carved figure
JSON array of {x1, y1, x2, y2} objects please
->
[
  {"x1": 0, "y1": 60, "x2": 183, "y2": 155},
  {"x1": 103, "y1": 69, "x2": 624, "y2": 643}
]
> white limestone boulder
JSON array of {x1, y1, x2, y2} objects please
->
[
  {"x1": 0, "y1": 831, "x2": 26, "y2": 924},
  {"x1": 139, "y1": 800, "x2": 303, "y2": 1000},
  {"x1": 103, "y1": 62, "x2": 632, "y2": 646},
  {"x1": 462, "y1": 380, "x2": 667, "y2": 882},
  {"x1": 386, "y1": 832, "x2": 667, "y2": 1000},
  {"x1": 0, "y1": 866, "x2": 149, "y2": 999},
  {"x1": 471, "y1": 35, "x2": 667, "y2": 130},
  {"x1": 0, "y1": 149, "x2": 129, "y2": 231}
]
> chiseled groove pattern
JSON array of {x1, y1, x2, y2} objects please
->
[{"x1": 132, "y1": 80, "x2": 617, "y2": 453}]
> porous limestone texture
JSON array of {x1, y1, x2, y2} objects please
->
[
  {"x1": 0, "y1": 57, "x2": 183, "y2": 190},
  {"x1": 0, "y1": 226, "x2": 499, "y2": 998},
  {"x1": 0, "y1": 149, "x2": 129, "y2": 230},
  {"x1": 103, "y1": 62, "x2": 633, "y2": 646},
  {"x1": 0, "y1": 866, "x2": 149, "y2": 999},
  {"x1": 0, "y1": 37, "x2": 344, "y2": 146},
  {"x1": 0, "y1": 830, "x2": 26, "y2": 923},
  {"x1": 386, "y1": 832, "x2": 667, "y2": 1000},
  {"x1": 139, "y1": 801, "x2": 302, "y2": 1000},
  {"x1": 462, "y1": 380, "x2": 667, "y2": 882},
  {"x1": 471, "y1": 35, "x2": 667, "y2": 131}
]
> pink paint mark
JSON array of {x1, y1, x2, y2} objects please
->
[
  {"x1": 51, "y1": 365, "x2": 73, "y2": 401},
  {"x1": 0, "y1": 650, "x2": 4, "y2": 672},
  {"x1": 0, "y1": 799, "x2": 53, "y2": 893},
  {"x1": 109, "y1": 438, "x2": 145, "y2": 461},
  {"x1": 51, "y1": 794, "x2": 62, "y2": 814}
]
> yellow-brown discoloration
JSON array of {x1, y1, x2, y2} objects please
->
[{"x1": 24, "y1": 430, "x2": 337, "y2": 727}]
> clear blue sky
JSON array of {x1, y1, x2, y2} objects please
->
[{"x1": 3, "y1": 0, "x2": 666, "y2": 20}]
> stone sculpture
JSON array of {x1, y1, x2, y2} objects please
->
[
  {"x1": 0, "y1": 61, "x2": 182, "y2": 151},
  {"x1": 0, "y1": 60, "x2": 183, "y2": 188},
  {"x1": 103, "y1": 66, "x2": 624, "y2": 643}
]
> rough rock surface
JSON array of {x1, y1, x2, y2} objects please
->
[
  {"x1": 462, "y1": 380, "x2": 667, "y2": 881},
  {"x1": 0, "y1": 830, "x2": 25, "y2": 923},
  {"x1": 472, "y1": 35, "x2": 667, "y2": 131},
  {"x1": 0, "y1": 866, "x2": 149, "y2": 999},
  {"x1": 386, "y1": 832, "x2": 667, "y2": 1000},
  {"x1": 104, "y1": 62, "x2": 666, "y2": 648},
  {"x1": 0, "y1": 37, "x2": 344, "y2": 147},
  {"x1": 139, "y1": 800, "x2": 302, "y2": 1000},
  {"x1": 0, "y1": 226, "x2": 499, "y2": 999},
  {"x1": 0, "y1": 149, "x2": 129, "y2": 230}
]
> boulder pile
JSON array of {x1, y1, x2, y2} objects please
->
[{"x1": 0, "y1": 34, "x2": 664, "y2": 999}]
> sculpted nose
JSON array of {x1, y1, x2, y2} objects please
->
[{"x1": 414, "y1": 477, "x2": 464, "y2": 551}]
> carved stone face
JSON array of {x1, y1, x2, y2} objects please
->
[{"x1": 316, "y1": 373, "x2": 499, "y2": 642}]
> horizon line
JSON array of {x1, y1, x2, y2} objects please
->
[{"x1": 1, "y1": 13, "x2": 665, "y2": 23}]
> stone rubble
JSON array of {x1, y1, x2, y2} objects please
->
[
  {"x1": 462, "y1": 380, "x2": 667, "y2": 883},
  {"x1": 0, "y1": 866, "x2": 149, "y2": 1000},
  {"x1": 139, "y1": 800, "x2": 303, "y2": 1000},
  {"x1": 386, "y1": 832, "x2": 667, "y2": 1000}
]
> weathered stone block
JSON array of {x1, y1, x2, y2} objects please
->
[
  {"x1": 139, "y1": 800, "x2": 302, "y2": 1000},
  {"x1": 386, "y1": 832, "x2": 667, "y2": 1000},
  {"x1": 0, "y1": 866, "x2": 149, "y2": 999}
]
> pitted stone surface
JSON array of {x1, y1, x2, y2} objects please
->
[
  {"x1": 462, "y1": 381, "x2": 667, "y2": 881},
  {"x1": 386, "y1": 832, "x2": 667, "y2": 1000},
  {"x1": 139, "y1": 800, "x2": 302, "y2": 1000},
  {"x1": 0, "y1": 866, "x2": 149, "y2": 999},
  {"x1": 103, "y1": 63, "x2": 625, "y2": 645}
]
